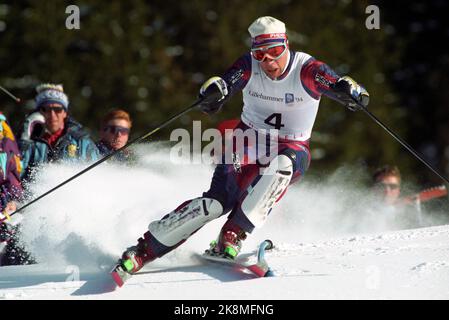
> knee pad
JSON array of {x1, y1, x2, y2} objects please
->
[
  {"x1": 148, "y1": 197, "x2": 223, "y2": 247},
  {"x1": 241, "y1": 154, "x2": 293, "y2": 228},
  {"x1": 280, "y1": 147, "x2": 310, "y2": 176},
  {"x1": 280, "y1": 148, "x2": 297, "y2": 172}
]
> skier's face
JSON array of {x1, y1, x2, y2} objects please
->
[
  {"x1": 101, "y1": 118, "x2": 130, "y2": 150},
  {"x1": 375, "y1": 175, "x2": 401, "y2": 205},
  {"x1": 254, "y1": 42, "x2": 289, "y2": 80},
  {"x1": 40, "y1": 103, "x2": 67, "y2": 134}
]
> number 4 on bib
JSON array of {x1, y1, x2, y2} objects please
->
[{"x1": 264, "y1": 113, "x2": 284, "y2": 130}]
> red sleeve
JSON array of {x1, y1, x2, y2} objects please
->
[
  {"x1": 221, "y1": 53, "x2": 252, "y2": 97},
  {"x1": 300, "y1": 57, "x2": 340, "y2": 100}
]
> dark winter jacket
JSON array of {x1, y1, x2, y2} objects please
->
[
  {"x1": 19, "y1": 117, "x2": 100, "y2": 182},
  {"x1": 96, "y1": 141, "x2": 136, "y2": 164}
]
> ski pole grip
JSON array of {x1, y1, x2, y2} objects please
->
[{"x1": 1, "y1": 209, "x2": 11, "y2": 223}]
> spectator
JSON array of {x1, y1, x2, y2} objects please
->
[
  {"x1": 372, "y1": 165, "x2": 427, "y2": 228},
  {"x1": 372, "y1": 165, "x2": 401, "y2": 205},
  {"x1": 0, "y1": 113, "x2": 34, "y2": 265},
  {"x1": 97, "y1": 109, "x2": 134, "y2": 163},
  {"x1": 18, "y1": 83, "x2": 100, "y2": 182}
]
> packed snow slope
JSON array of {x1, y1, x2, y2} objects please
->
[{"x1": 0, "y1": 143, "x2": 448, "y2": 299}]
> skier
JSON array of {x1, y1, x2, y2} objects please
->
[
  {"x1": 18, "y1": 83, "x2": 100, "y2": 183},
  {"x1": 115, "y1": 16, "x2": 369, "y2": 275}
]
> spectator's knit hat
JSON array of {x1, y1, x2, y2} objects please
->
[
  {"x1": 248, "y1": 16, "x2": 287, "y2": 48},
  {"x1": 35, "y1": 83, "x2": 69, "y2": 111}
]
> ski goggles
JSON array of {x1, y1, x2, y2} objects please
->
[
  {"x1": 104, "y1": 125, "x2": 130, "y2": 135},
  {"x1": 251, "y1": 43, "x2": 287, "y2": 62}
]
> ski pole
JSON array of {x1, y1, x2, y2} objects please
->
[
  {"x1": 350, "y1": 100, "x2": 449, "y2": 185},
  {"x1": 0, "y1": 85, "x2": 21, "y2": 103},
  {"x1": 1, "y1": 97, "x2": 204, "y2": 223}
]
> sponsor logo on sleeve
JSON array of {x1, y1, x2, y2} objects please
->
[{"x1": 315, "y1": 74, "x2": 332, "y2": 88}]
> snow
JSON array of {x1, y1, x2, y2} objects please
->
[{"x1": 1, "y1": 144, "x2": 448, "y2": 300}]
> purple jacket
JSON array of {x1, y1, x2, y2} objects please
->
[{"x1": 0, "y1": 137, "x2": 23, "y2": 211}]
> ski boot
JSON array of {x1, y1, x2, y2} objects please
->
[
  {"x1": 112, "y1": 232, "x2": 159, "y2": 287},
  {"x1": 208, "y1": 221, "x2": 247, "y2": 260},
  {"x1": 118, "y1": 232, "x2": 157, "y2": 274}
]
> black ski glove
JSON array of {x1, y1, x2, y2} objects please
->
[
  {"x1": 331, "y1": 76, "x2": 369, "y2": 111},
  {"x1": 198, "y1": 76, "x2": 229, "y2": 114}
]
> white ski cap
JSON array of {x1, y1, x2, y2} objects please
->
[{"x1": 248, "y1": 16, "x2": 287, "y2": 48}]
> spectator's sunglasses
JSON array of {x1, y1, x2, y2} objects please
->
[
  {"x1": 251, "y1": 43, "x2": 287, "y2": 62},
  {"x1": 104, "y1": 125, "x2": 130, "y2": 135},
  {"x1": 376, "y1": 182, "x2": 400, "y2": 190},
  {"x1": 40, "y1": 105, "x2": 65, "y2": 114}
]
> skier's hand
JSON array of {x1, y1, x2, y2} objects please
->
[
  {"x1": 199, "y1": 76, "x2": 229, "y2": 114},
  {"x1": 20, "y1": 111, "x2": 45, "y2": 141},
  {"x1": 331, "y1": 76, "x2": 369, "y2": 111},
  {"x1": 1, "y1": 202, "x2": 16, "y2": 225}
]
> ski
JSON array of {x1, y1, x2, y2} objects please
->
[
  {"x1": 111, "y1": 260, "x2": 134, "y2": 288},
  {"x1": 111, "y1": 240, "x2": 274, "y2": 287},
  {"x1": 198, "y1": 239, "x2": 275, "y2": 278}
]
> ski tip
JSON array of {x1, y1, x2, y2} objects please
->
[
  {"x1": 265, "y1": 269, "x2": 275, "y2": 277},
  {"x1": 263, "y1": 239, "x2": 274, "y2": 250},
  {"x1": 111, "y1": 272, "x2": 124, "y2": 288}
]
